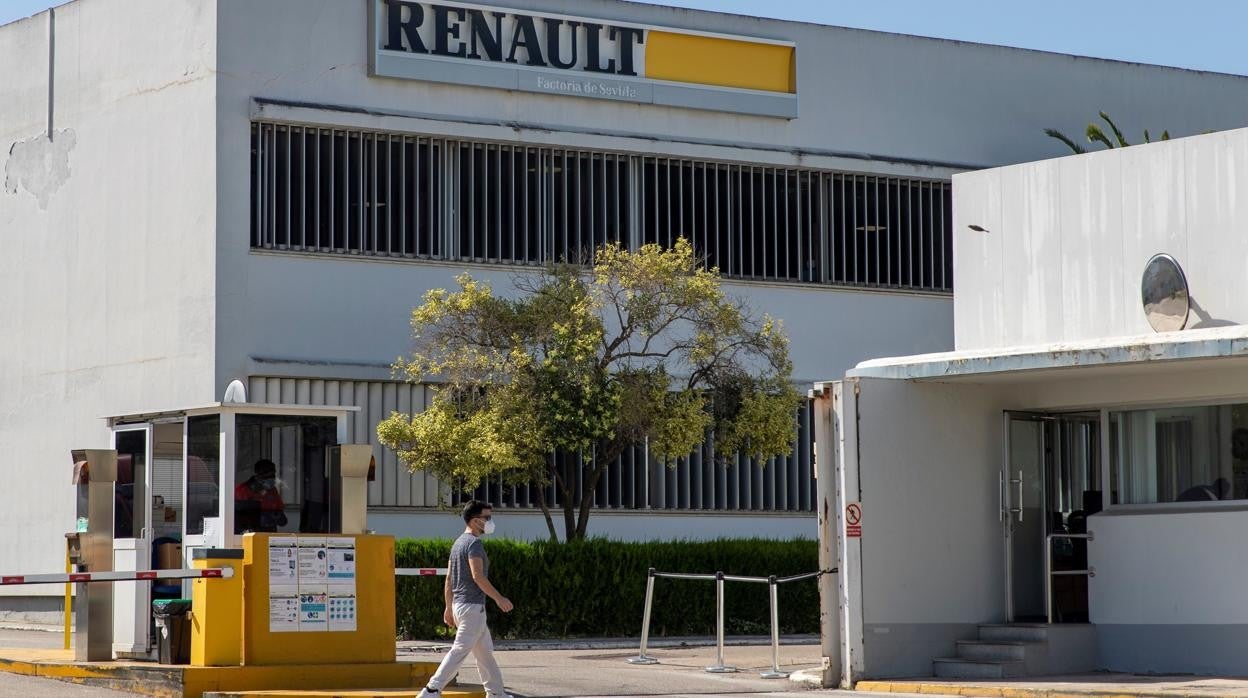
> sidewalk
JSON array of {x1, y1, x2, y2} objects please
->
[{"x1": 856, "y1": 674, "x2": 1248, "y2": 698}]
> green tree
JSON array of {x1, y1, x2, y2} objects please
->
[
  {"x1": 1045, "y1": 111, "x2": 1170, "y2": 154},
  {"x1": 377, "y1": 239, "x2": 803, "y2": 541}
]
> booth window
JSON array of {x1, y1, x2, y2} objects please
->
[
  {"x1": 234, "y1": 415, "x2": 337, "y2": 534},
  {"x1": 1110, "y1": 403, "x2": 1248, "y2": 505},
  {"x1": 186, "y1": 416, "x2": 221, "y2": 535},
  {"x1": 113, "y1": 430, "x2": 146, "y2": 539}
]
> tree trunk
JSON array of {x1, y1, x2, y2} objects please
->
[
  {"x1": 562, "y1": 497, "x2": 578, "y2": 541},
  {"x1": 572, "y1": 440, "x2": 624, "y2": 540},
  {"x1": 534, "y1": 486, "x2": 559, "y2": 542},
  {"x1": 549, "y1": 457, "x2": 579, "y2": 541}
]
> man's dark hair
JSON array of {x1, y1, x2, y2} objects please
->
[
  {"x1": 254, "y1": 459, "x2": 277, "y2": 476},
  {"x1": 462, "y1": 499, "x2": 492, "y2": 523}
]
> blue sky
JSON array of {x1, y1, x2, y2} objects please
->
[{"x1": 3, "y1": 0, "x2": 1247, "y2": 77}]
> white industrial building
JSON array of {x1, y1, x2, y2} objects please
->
[
  {"x1": 4, "y1": 0, "x2": 1248, "y2": 628},
  {"x1": 818, "y1": 127, "x2": 1248, "y2": 682}
]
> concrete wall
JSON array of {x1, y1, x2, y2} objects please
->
[
  {"x1": 212, "y1": 0, "x2": 1248, "y2": 400},
  {"x1": 954, "y1": 127, "x2": 1248, "y2": 351},
  {"x1": 220, "y1": 0, "x2": 1248, "y2": 171},
  {"x1": 850, "y1": 377, "x2": 1008, "y2": 678},
  {"x1": 1090, "y1": 509, "x2": 1248, "y2": 674},
  {"x1": 0, "y1": 0, "x2": 218, "y2": 599}
]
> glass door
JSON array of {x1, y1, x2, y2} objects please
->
[
  {"x1": 1003, "y1": 413, "x2": 1048, "y2": 622},
  {"x1": 110, "y1": 424, "x2": 153, "y2": 656},
  {"x1": 1047, "y1": 415, "x2": 1100, "y2": 623},
  {"x1": 150, "y1": 421, "x2": 186, "y2": 600}
]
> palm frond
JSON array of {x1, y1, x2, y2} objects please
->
[
  {"x1": 1085, "y1": 124, "x2": 1115, "y2": 150},
  {"x1": 1044, "y1": 128, "x2": 1086, "y2": 154},
  {"x1": 1099, "y1": 111, "x2": 1129, "y2": 147}
]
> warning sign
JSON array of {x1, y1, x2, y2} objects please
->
[{"x1": 846, "y1": 502, "x2": 862, "y2": 538}]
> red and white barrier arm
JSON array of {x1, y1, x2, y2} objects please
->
[
  {"x1": 394, "y1": 568, "x2": 448, "y2": 576},
  {"x1": 0, "y1": 568, "x2": 233, "y2": 585}
]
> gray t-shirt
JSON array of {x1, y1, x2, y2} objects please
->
[{"x1": 449, "y1": 532, "x2": 488, "y2": 605}]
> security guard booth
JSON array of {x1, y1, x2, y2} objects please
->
[{"x1": 98, "y1": 401, "x2": 360, "y2": 661}]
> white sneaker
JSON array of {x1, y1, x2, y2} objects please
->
[{"x1": 417, "y1": 688, "x2": 440, "y2": 698}]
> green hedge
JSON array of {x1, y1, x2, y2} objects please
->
[{"x1": 395, "y1": 537, "x2": 819, "y2": 640}]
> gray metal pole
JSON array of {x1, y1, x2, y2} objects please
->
[
  {"x1": 813, "y1": 387, "x2": 843, "y2": 688},
  {"x1": 627, "y1": 568, "x2": 659, "y2": 665},
  {"x1": 760, "y1": 576, "x2": 788, "y2": 679},
  {"x1": 705, "y1": 572, "x2": 737, "y2": 673}
]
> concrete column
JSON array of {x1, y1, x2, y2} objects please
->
[{"x1": 812, "y1": 386, "x2": 842, "y2": 688}]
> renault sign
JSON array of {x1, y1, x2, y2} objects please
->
[{"x1": 369, "y1": 0, "x2": 798, "y2": 118}]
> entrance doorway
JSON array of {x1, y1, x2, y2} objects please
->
[
  {"x1": 1003, "y1": 412, "x2": 1101, "y2": 623},
  {"x1": 110, "y1": 422, "x2": 187, "y2": 657}
]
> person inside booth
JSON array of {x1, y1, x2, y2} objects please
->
[{"x1": 234, "y1": 459, "x2": 287, "y2": 533}]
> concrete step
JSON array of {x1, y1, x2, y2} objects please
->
[
  {"x1": 955, "y1": 640, "x2": 1029, "y2": 662},
  {"x1": 978, "y1": 624, "x2": 1049, "y2": 643},
  {"x1": 933, "y1": 657, "x2": 1026, "y2": 679}
]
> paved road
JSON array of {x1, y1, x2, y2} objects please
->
[
  {"x1": 0, "y1": 671, "x2": 137, "y2": 697},
  {"x1": 0, "y1": 627, "x2": 946, "y2": 697}
]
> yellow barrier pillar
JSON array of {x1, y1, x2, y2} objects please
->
[
  {"x1": 191, "y1": 548, "x2": 245, "y2": 667},
  {"x1": 63, "y1": 545, "x2": 72, "y2": 651}
]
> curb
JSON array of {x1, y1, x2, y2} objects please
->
[
  {"x1": 399, "y1": 634, "x2": 820, "y2": 652},
  {"x1": 856, "y1": 679, "x2": 1246, "y2": 698}
]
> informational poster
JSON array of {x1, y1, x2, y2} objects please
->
[
  {"x1": 328, "y1": 592, "x2": 357, "y2": 632},
  {"x1": 299, "y1": 588, "x2": 328, "y2": 631},
  {"x1": 268, "y1": 537, "x2": 300, "y2": 632},
  {"x1": 269, "y1": 590, "x2": 299, "y2": 633},
  {"x1": 268, "y1": 535, "x2": 358, "y2": 634},
  {"x1": 327, "y1": 538, "x2": 356, "y2": 583},
  {"x1": 268, "y1": 537, "x2": 298, "y2": 586},
  {"x1": 298, "y1": 537, "x2": 328, "y2": 583}
]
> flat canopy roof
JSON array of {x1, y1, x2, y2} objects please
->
[
  {"x1": 105, "y1": 402, "x2": 359, "y2": 424},
  {"x1": 843, "y1": 325, "x2": 1248, "y2": 382}
]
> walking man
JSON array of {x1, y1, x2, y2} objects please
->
[{"x1": 420, "y1": 500, "x2": 513, "y2": 698}]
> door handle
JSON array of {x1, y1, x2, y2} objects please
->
[
  {"x1": 998, "y1": 471, "x2": 1005, "y2": 522},
  {"x1": 1007, "y1": 470, "x2": 1024, "y2": 523},
  {"x1": 1016, "y1": 470, "x2": 1024, "y2": 523}
]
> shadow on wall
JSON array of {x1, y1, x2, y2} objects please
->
[{"x1": 1189, "y1": 297, "x2": 1238, "y2": 329}]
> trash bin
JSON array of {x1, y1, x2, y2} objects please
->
[{"x1": 152, "y1": 599, "x2": 192, "y2": 664}]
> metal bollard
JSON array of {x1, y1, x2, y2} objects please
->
[
  {"x1": 705, "y1": 572, "x2": 737, "y2": 673},
  {"x1": 759, "y1": 576, "x2": 788, "y2": 679},
  {"x1": 627, "y1": 568, "x2": 659, "y2": 665}
]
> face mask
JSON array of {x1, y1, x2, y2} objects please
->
[
  {"x1": 258, "y1": 478, "x2": 276, "y2": 489},
  {"x1": 483, "y1": 519, "x2": 496, "y2": 535}
]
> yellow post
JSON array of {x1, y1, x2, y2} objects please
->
[
  {"x1": 190, "y1": 549, "x2": 245, "y2": 667},
  {"x1": 63, "y1": 545, "x2": 71, "y2": 651}
]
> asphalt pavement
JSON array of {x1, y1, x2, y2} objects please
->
[{"x1": 0, "y1": 626, "x2": 942, "y2": 697}]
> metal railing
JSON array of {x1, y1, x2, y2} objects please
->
[
  {"x1": 1044, "y1": 532, "x2": 1094, "y2": 624},
  {"x1": 627, "y1": 567, "x2": 830, "y2": 679},
  {"x1": 251, "y1": 122, "x2": 954, "y2": 292}
]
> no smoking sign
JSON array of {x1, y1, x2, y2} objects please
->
[{"x1": 845, "y1": 502, "x2": 862, "y2": 538}]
